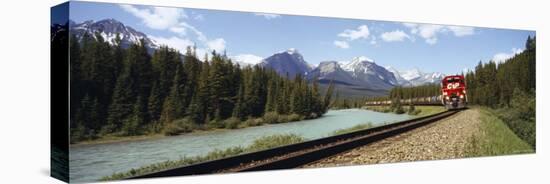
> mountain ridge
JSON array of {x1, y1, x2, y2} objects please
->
[{"x1": 66, "y1": 18, "x2": 446, "y2": 96}]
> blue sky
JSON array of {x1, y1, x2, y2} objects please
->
[{"x1": 69, "y1": 1, "x2": 534, "y2": 74}]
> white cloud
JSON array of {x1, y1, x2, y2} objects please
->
[
  {"x1": 380, "y1": 30, "x2": 410, "y2": 42},
  {"x1": 417, "y1": 24, "x2": 445, "y2": 45},
  {"x1": 492, "y1": 48, "x2": 524, "y2": 63},
  {"x1": 448, "y1": 26, "x2": 474, "y2": 36},
  {"x1": 254, "y1": 13, "x2": 281, "y2": 19},
  {"x1": 120, "y1": 4, "x2": 227, "y2": 60},
  {"x1": 207, "y1": 38, "x2": 226, "y2": 52},
  {"x1": 120, "y1": 5, "x2": 186, "y2": 31},
  {"x1": 333, "y1": 40, "x2": 350, "y2": 49},
  {"x1": 149, "y1": 36, "x2": 194, "y2": 53},
  {"x1": 338, "y1": 25, "x2": 370, "y2": 41},
  {"x1": 119, "y1": 4, "x2": 201, "y2": 38},
  {"x1": 402, "y1": 23, "x2": 475, "y2": 45},
  {"x1": 231, "y1": 54, "x2": 264, "y2": 66}
]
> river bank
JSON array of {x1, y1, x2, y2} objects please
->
[
  {"x1": 69, "y1": 109, "x2": 413, "y2": 182},
  {"x1": 71, "y1": 112, "x2": 315, "y2": 146}
]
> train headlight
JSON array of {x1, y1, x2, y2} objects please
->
[
  {"x1": 445, "y1": 96, "x2": 450, "y2": 100},
  {"x1": 460, "y1": 95, "x2": 464, "y2": 99}
]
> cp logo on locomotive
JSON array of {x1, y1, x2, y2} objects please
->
[{"x1": 447, "y1": 83, "x2": 460, "y2": 89}]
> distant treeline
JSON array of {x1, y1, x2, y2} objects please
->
[
  {"x1": 69, "y1": 33, "x2": 334, "y2": 142},
  {"x1": 364, "y1": 84, "x2": 441, "y2": 102}
]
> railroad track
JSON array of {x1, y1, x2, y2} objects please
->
[{"x1": 129, "y1": 109, "x2": 461, "y2": 180}]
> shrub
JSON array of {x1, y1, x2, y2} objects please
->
[
  {"x1": 407, "y1": 104, "x2": 415, "y2": 113},
  {"x1": 247, "y1": 134, "x2": 305, "y2": 152},
  {"x1": 223, "y1": 117, "x2": 241, "y2": 129},
  {"x1": 394, "y1": 105, "x2": 405, "y2": 114},
  {"x1": 492, "y1": 89, "x2": 536, "y2": 148},
  {"x1": 262, "y1": 112, "x2": 280, "y2": 124},
  {"x1": 277, "y1": 115, "x2": 289, "y2": 123},
  {"x1": 242, "y1": 117, "x2": 264, "y2": 127},
  {"x1": 205, "y1": 119, "x2": 224, "y2": 129},
  {"x1": 287, "y1": 113, "x2": 303, "y2": 122},
  {"x1": 163, "y1": 118, "x2": 196, "y2": 136}
]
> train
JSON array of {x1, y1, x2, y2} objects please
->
[
  {"x1": 364, "y1": 96, "x2": 442, "y2": 106},
  {"x1": 364, "y1": 75, "x2": 468, "y2": 110},
  {"x1": 440, "y1": 75, "x2": 467, "y2": 110}
]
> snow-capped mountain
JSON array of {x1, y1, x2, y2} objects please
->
[
  {"x1": 69, "y1": 19, "x2": 159, "y2": 53},
  {"x1": 398, "y1": 68, "x2": 444, "y2": 86},
  {"x1": 307, "y1": 61, "x2": 361, "y2": 85},
  {"x1": 259, "y1": 48, "x2": 312, "y2": 78},
  {"x1": 230, "y1": 54, "x2": 264, "y2": 67},
  {"x1": 385, "y1": 66, "x2": 412, "y2": 86},
  {"x1": 340, "y1": 56, "x2": 398, "y2": 90}
]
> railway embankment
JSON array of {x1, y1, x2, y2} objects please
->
[{"x1": 304, "y1": 108, "x2": 533, "y2": 167}]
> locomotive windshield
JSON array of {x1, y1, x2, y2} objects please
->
[{"x1": 445, "y1": 77, "x2": 463, "y2": 83}]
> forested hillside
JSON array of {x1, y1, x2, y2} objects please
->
[{"x1": 69, "y1": 33, "x2": 334, "y2": 142}]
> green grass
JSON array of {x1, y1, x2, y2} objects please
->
[
  {"x1": 364, "y1": 105, "x2": 445, "y2": 117},
  {"x1": 332, "y1": 123, "x2": 374, "y2": 135},
  {"x1": 101, "y1": 134, "x2": 306, "y2": 181},
  {"x1": 413, "y1": 106, "x2": 446, "y2": 117},
  {"x1": 465, "y1": 108, "x2": 534, "y2": 157}
]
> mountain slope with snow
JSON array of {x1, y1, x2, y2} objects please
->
[
  {"x1": 307, "y1": 61, "x2": 361, "y2": 85},
  {"x1": 69, "y1": 19, "x2": 159, "y2": 53},
  {"x1": 259, "y1": 48, "x2": 312, "y2": 78},
  {"x1": 385, "y1": 66, "x2": 412, "y2": 86},
  {"x1": 340, "y1": 56, "x2": 398, "y2": 90},
  {"x1": 397, "y1": 68, "x2": 444, "y2": 86}
]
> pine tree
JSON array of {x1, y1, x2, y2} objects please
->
[
  {"x1": 148, "y1": 81, "x2": 163, "y2": 123},
  {"x1": 188, "y1": 54, "x2": 211, "y2": 124},
  {"x1": 105, "y1": 43, "x2": 142, "y2": 133},
  {"x1": 182, "y1": 46, "x2": 201, "y2": 110},
  {"x1": 160, "y1": 65, "x2": 187, "y2": 124},
  {"x1": 323, "y1": 80, "x2": 335, "y2": 113},
  {"x1": 122, "y1": 96, "x2": 145, "y2": 136},
  {"x1": 232, "y1": 81, "x2": 246, "y2": 120},
  {"x1": 264, "y1": 75, "x2": 277, "y2": 112},
  {"x1": 69, "y1": 34, "x2": 82, "y2": 122}
]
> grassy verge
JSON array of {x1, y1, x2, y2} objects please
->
[
  {"x1": 72, "y1": 112, "x2": 311, "y2": 146},
  {"x1": 413, "y1": 106, "x2": 446, "y2": 117},
  {"x1": 465, "y1": 108, "x2": 533, "y2": 157},
  {"x1": 364, "y1": 106, "x2": 445, "y2": 117},
  {"x1": 331, "y1": 123, "x2": 374, "y2": 135},
  {"x1": 101, "y1": 134, "x2": 305, "y2": 181},
  {"x1": 70, "y1": 134, "x2": 166, "y2": 146}
]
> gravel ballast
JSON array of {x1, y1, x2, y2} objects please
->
[{"x1": 304, "y1": 109, "x2": 481, "y2": 167}]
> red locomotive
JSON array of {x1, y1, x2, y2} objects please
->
[{"x1": 441, "y1": 75, "x2": 467, "y2": 109}]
